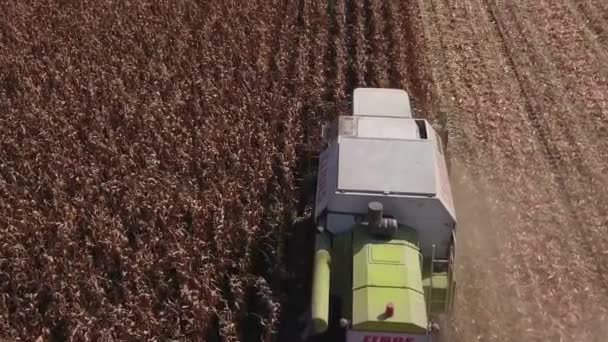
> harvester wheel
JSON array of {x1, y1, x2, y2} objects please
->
[
  {"x1": 306, "y1": 295, "x2": 344, "y2": 342},
  {"x1": 429, "y1": 313, "x2": 453, "y2": 342}
]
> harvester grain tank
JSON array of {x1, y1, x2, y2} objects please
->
[{"x1": 310, "y1": 88, "x2": 457, "y2": 342}]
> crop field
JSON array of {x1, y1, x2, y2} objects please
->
[{"x1": 1, "y1": 0, "x2": 608, "y2": 341}]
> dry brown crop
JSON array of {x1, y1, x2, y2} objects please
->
[
  {"x1": 0, "y1": 1, "x2": 303, "y2": 340},
  {"x1": 1, "y1": 1, "x2": 607, "y2": 342}
]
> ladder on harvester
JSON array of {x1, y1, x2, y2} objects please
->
[{"x1": 426, "y1": 229, "x2": 457, "y2": 320}]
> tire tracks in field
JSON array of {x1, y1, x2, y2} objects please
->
[
  {"x1": 497, "y1": 0, "x2": 608, "y2": 299},
  {"x1": 483, "y1": 0, "x2": 608, "y2": 337},
  {"x1": 556, "y1": 1, "x2": 608, "y2": 126},
  {"x1": 428, "y1": 0, "x2": 608, "y2": 339},
  {"x1": 525, "y1": 1, "x2": 608, "y2": 318},
  {"x1": 476, "y1": 2, "x2": 577, "y2": 339},
  {"x1": 444, "y1": 0, "x2": 493, "y2": 146},
  {"x1": 573, "y1": 0, "x2": 608, "y2": 48},
  {"x1": 497, "y1": 0, "x2": 606, "y2": 277},
  {"x1": 407, "y1": 1, "x2": 516, "y2": 339},
  {"x1": 413, "y1": 0, "x2": 608, "y2": 339},
  {"x1": 523, "y1": 0, "x2": 608, "y2": 173},
  {"x1": 462, "y1": 1, "x2": 560, "y2": 338}
]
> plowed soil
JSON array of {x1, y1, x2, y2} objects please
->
[{"x1": 1, "y1": 1, "x2": 607, "y2": 341}]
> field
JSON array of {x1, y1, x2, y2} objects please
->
[{"x1": 1, "y1": 0, "x2": 608, "y2": 341}]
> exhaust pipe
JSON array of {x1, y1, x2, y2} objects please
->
[{"x1": 367, "y1": 201, "x2": 397, "y2": 238}]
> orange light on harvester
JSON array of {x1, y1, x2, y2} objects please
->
[{"x1": 385, "y1": 303, "x2": 394, "y2": 317}]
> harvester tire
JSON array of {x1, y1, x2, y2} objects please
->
[{"x1": 430, "y1": 313, "x2": 452, "y2": 342}]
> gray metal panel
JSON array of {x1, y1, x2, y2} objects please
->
[
  {"x1": 354, "y1": 117, "x2": 420, "y2": 140},
  {"x1": 326, "y1": 213, "x2": 357, "y2": 234},
  {"x1": 338, "y1": 116, "x2": 420, "y2": 140},
  {"x1": 314, "y1": 143, "x2": 339, "y2": 221},
  {"x1": 353, "y1": 88, "x2": 412, "y2": 118},
  {"x1": 337, "y1": 138, "x2": 436, "y2": 195}
]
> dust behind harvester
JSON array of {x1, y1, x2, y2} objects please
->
[{"x1": 309, "y1": 88, "x2": 457, "y2": 342}]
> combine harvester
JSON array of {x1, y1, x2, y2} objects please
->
[{"x1": 309, "y1": 88, "x2": 457, "y2": 342}]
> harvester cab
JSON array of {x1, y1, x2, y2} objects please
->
[{"x1": 310, "y1": 88, "x2": 457, "y2": 342}]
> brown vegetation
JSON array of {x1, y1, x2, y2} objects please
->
[{"x1": 1, "y1": 1, "x2": 607, "y2": 341}]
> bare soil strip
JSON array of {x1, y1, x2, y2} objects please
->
[{"x1": 412, "y1": 0, "x2": 608, "y2": 340}]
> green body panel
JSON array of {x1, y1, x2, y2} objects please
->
[
  {"x1": 352, "y1": 287, "x2": 427, "y2": 333},
  {"x1": 351, "y1": 226, "x2": 427, "y2": 333},
  {"x1": 311, "y1": 233, "x2": 331, "y2": 334}
]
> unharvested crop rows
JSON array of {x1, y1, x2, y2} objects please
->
[{"x1": 1, "y1": 1, "x2": 607, "y2": 341}]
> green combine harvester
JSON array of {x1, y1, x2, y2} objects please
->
[{"x1": 309, "y1": 88, "x2": 457, "y2": 342}]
